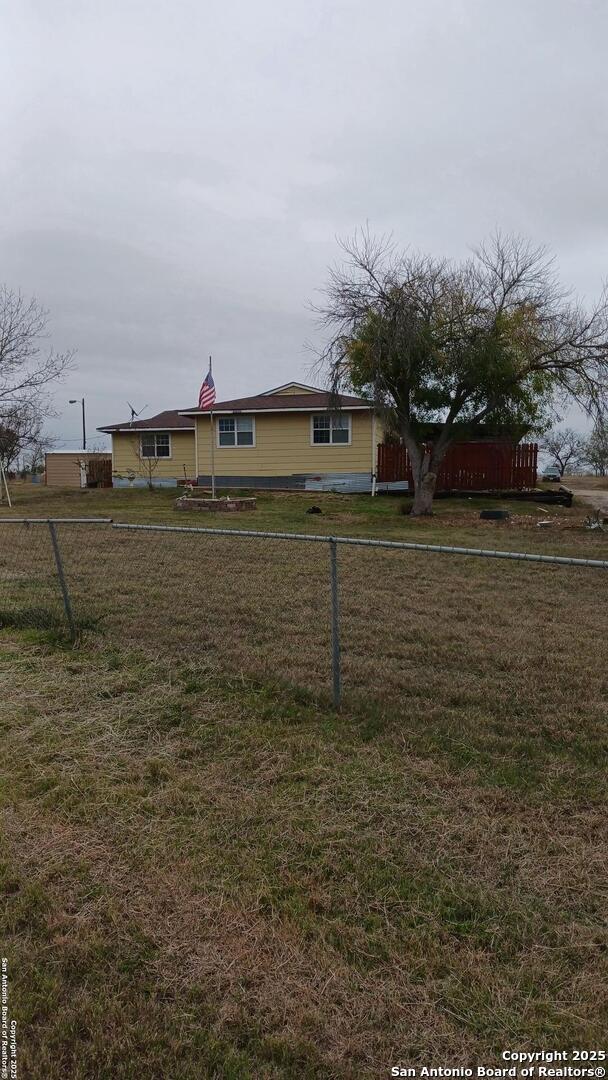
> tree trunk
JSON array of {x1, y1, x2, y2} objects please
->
[
  {"x1": 401, "y1": 427, "x2": 452, "y2": 516},
  {"x1": 410, "y1": 467, "x2": 437, "y2": 515}
]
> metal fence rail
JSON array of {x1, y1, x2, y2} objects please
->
[
  {"x1": 111, "y1": 521, "x2": 608, "y2": 569},
  {"x1": 1, "y1": 518, "x2": 607, "y2": 708}
]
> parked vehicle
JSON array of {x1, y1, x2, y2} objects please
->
[{"x1": 542, "y1": 465, "x2": 562, "y2": 482}]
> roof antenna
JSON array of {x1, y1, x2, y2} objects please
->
[{"x1": 127, "y1": 401, "x2": 148, "y2": 424}]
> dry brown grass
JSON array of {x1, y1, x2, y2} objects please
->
[
  {"x1": 1, "y1": 633, "x2": 607, "y2": 1077},
  {"x1": 1, "y1": 501, "x2": 607, "y2": 1074},
  {"x1": 566, "y1": 475, "x2": 608, "y2": 491},
  {"x1": 1, "y1": 518, "x2": 607, "y2": 724}
]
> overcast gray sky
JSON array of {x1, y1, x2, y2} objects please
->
[{"x1": 2, "y1": 0, "x2": 607, "y2": 448}]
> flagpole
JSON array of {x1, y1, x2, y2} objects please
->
[{"x1": 209, "y1": 355, "x2": 216, "y2": 500}]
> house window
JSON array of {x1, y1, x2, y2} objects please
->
[
  {"x1": 140, "y1": 432, "x2": 171, "y2": 458},
  {"x1": 312, "y1": 413, "x2": 351, "y2": 445},
  {"x1": 218, "y1": 416, "x2": 255, "y2": 447}
]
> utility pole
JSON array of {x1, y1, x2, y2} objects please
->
[{"x1": 69, "y1": 398, "x2": 87, "y2": 450}]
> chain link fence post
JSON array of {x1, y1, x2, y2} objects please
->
[
  {"x1": 329, "y1": 538, "x2": 342, "y2": 708},
  {"x1": 47, "y1": 521, "x2": 77, "y2": 644}
]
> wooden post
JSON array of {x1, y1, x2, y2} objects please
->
[{"x1": 0, "y1": 460, "x2": 12, "y2": 507}]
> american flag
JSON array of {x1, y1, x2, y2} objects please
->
[{"x1": 198, "y1": 367, "x2": 216, "y2": 410}]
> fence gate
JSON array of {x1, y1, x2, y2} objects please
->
[{"x1": 86, "y1": 457, "x2": 113, "y2": 488}]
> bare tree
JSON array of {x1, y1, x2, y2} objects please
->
[
  {"x1": 0, "y1": 285, "x2": 72, "y2": 478},
  {"x1": 316, "y1": 231, "x2": 608, "y2": 514},
  {"x1": 0, "y1": 415, "x2": 33, "y2": 472},
  {"x1": 0, "y1": 286, "x2": 73, "y2": 408},
  {"x1": 542, "y1": 427, "x2": 586, "y2": 475},
  {"x1": 583, "y1": 422, "x2": 608, "y2": 476},
  {"x1": 139, "y1": 453, "x2": 161, "y2": 491},
  {"x1": 23, "y1": 433, "x2": 58, "y2": 474},
  {"x1": 0, "y1": 401, "x2": 55, "y2": 472},
  {"x1": 122, "y1": 433, "x2": 162, "y2": 490}
]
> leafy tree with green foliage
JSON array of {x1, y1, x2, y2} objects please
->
[{"x1": 317, "y1": 232, "x2": 608, "y2": 514}]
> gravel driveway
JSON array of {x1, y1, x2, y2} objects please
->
[{"x1": 573, "y1": 488, "x2": 608, "y2": 513}]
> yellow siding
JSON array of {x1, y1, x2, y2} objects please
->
[
  {"x1": 196, "y1": 411, "x2": 376, "y2": 476},
  {"x1": 45, "y1": 454, "x2": 84, "y2": 488},
  {"x1": 112, "y1": 431, "x2": 196, "y2": 479},
  {"x1": 273, "y1": 385, "x2": 318, "y2": 395}
]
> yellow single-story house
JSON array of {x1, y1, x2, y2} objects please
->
[
  {"x1": 98, "y1": 410, "x2": 196, "y2": 487},
  {"x1": 99, "y1": 383, "x2": 380, "y2": 490}
]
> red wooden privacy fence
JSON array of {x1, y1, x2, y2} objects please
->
[
  {"x1": 377, "y1": 441, "x2": 538, "y2": 491},
  {"x1": 86, "y1": 457, "x2": 113, "y2": 488}
]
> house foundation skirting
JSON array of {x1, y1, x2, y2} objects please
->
[
  {"x1": 195, "y1": 473, "x2": 374, "y2": 492},
  {"x1": 113, "y1": 476, "x2": 182, "y2": 488},
  {"x1": 196, "y1": 474, "x2": 309, "y2": 491}
]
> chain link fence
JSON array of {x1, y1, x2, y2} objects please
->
[{"x1": 1, "y1": 518, "x2": 607, "y2": 714}]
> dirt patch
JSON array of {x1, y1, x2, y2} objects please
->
[{"x1": 570, "y1": 489, "x2": 608, "y2": 514}]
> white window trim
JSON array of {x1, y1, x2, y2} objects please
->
[
  {"x1": 140, "y1": 432, "x2": 172, "y2": 459},
  {"x1": 310, "y1": 413, "x2": 352, "y2": 447},
  {"x1": 216, "y1": 415, "x2": 256, "y2": 449}
]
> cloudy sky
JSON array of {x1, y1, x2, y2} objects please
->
[{"x1": 2, "y1": 0, "x2": 607, "y2": 448}]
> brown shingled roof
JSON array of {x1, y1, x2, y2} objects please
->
[
  {"x1": 179, "y1": 392, "x2": 372, "y2": 415},
  {"x1": 97, "y1": 409, "x2": 194, "y2": 433}
]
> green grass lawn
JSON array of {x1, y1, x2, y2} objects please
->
[{"x1": 1, "y1": 478, "x2": 604, "y2": 554}]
